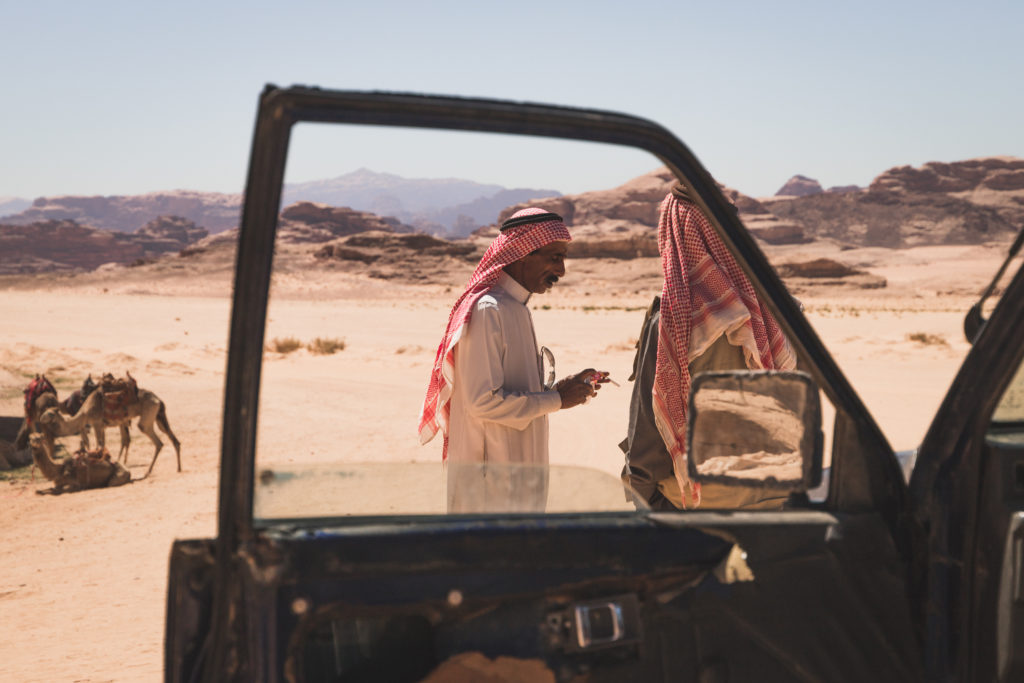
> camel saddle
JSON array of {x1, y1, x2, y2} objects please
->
[
  {"x1": 63, "y1": 448, "x2": 116, "y2": 490},
  {"x1": 100, "y1": 373, "x2": 138, "y2": 423},
  {"x1": 24, "y1": 375, "x2": 56, "y2": 425},
  {"x1": 74, "y1": 447, "x2": 112, "y2": 462},
  {"x1": 61, "y1": 391, "x2": 86, "y2": 416}
]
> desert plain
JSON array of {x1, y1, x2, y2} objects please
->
[{"x1": 0, "y1": 234, "x2": 1019, "y2": 682}]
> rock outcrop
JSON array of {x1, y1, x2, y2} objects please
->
[
  {"x1": 136, "y1": 215, "x2": 209, "y2": 248},
  {"x1": 766, "y1": 157, "x2": 1024, "y2": 248},
  {"x1": 869, "y1": 157, "x2": 1024, "y2": 195},
  {"x1": 775, "y1": 258, "x2": 887, "y2": 289},
  {"x1": 472, "y1": 168, "x2": 671, "y2": 259},
  {"x1": 775, "y1": 175, "x2": 823, "y2": 197},
  {"x1": 281, "y1": 167, "x2": 560, "y2": 235},
  {"x1": 0, "y1": 217, "x2": 207, "y2": 273},
  {"x1": 2, "y1": 191, "x2": 241, "y2": 234},
  {"x1": 498, "y1": 167, "x2": 673, "y2": 230},
  {"x1": 313, "y1": 231, "x2": 481, "y2": 281},
  {"x1": 489, "y1": 167, "x2": 811, "y2": 255},
  {"x1": 277, "y1": 202, "x2": 414, "y2": 243},
  {"x1": 5, "y1": 157, "x2": 1021, "y2": 277}
]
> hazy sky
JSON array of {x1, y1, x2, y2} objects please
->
[{"x1": 2, "y1": 0, "x2": 1021, "y2": 200}]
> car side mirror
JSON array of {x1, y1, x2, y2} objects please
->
[{"x1": 686, "y1": 370, "x2": 823, "y2": 494}]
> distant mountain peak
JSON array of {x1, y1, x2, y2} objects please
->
[
  {"x1": 0, "y1": 196, "x2": 32, "y2": 218},
  {"x1": 281, "y1": 170, "x2": 560, "y2": 235},
  {"x1": 343, "y1": 167, "x2": 401, "y2": 181},
  {"x1": 775, "y1": 175, "x2": 824, "y2": 197}
]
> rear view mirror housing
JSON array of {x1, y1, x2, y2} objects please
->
[{"x1": 686, "y1": 370, "x2": 823, "y2": 493}]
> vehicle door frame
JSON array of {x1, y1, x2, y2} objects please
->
[
  {"x1": 205, "y1": 85, "x2": 915, "y2": 676},
  {"x1": 909, "y1": 256, "x2": 1024, "y2": 681}
]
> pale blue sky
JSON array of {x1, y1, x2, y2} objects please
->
[{"x1": 2, "y1": 0, "x2": 1020, "y2": 200}]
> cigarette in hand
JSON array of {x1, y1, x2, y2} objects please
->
[{"x1": 585, "y1": 371, "x2": 619, "y2": 387}]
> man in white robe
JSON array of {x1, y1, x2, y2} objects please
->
[{"x1": 419, "y1": 208, "x2": 607, "y2": 512}]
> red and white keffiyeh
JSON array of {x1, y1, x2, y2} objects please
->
[
  {"x1": 653, "y1": 188, "x2": 795, "y2": 507},
  {"x1": 419, "y1": 208, "x2": 571, "y2": 459}
]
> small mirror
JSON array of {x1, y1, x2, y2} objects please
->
[{"x1": 686, "y1": 370, "x2": 822, "y2": 492}]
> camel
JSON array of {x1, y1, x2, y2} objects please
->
[
  {"x1": 59, "y1": 374, "x2": 98, "y2": 417},
  {"x1": 58, "y1": 374, "x2": 100, "y2": 452},
  {"x1": 36, "y1": 377, "x2": 182, "y2": 479},
  {"x1": 28, "y1": 431, "x2": 130, "y2": 494},
  {"x1": 14, "y1": 374, "x2": 59, "y2": 451}
]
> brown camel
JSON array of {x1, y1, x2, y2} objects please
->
[
  {"x1": 36, "y1": 381, "x2": 182, "y2": 479},
  {"x1": 28, "y1": 431, "x2": 130, "y2": 494},
  {"x1": 57, "y1": 374, "x2": 101, "y2": 452},
  {"x1": 14, "y1": 374, "x2": 59, "y2": 450},
  {"x1": 59, "y1": 374, "x2": 98, "y2": 418}
]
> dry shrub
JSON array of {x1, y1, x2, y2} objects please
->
[
  {"x1": 395, "y1": 344, "x2": 425, "y2": 355},
  {"x1": 269, "y1": 337, "x2": 303, "y2": 354},
  {"x1": 605, "y1": 338, "x2": 638, "y2": 352},
  {"x1": 308, "y1": 337, "x2": 346, "y2": 355},
  {"x1": 907, "y1": 332, "x2": 948, "y2": 347}
]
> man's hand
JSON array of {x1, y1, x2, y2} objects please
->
[{"x1": 556, "y1": 368, "x2": 608, "y2": 409}]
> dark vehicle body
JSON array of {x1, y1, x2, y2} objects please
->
[{"x1": 164, "y1": 86, "x2": 1024, "y2": 682}]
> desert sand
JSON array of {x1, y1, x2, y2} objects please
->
[{"x1": 0, "y1": 238, "x2": 1017, "y2": 682}]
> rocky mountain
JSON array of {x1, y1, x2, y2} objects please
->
[
  {"x1": 0, "y1": 191, "x2": 242, "y2": 234},
  {"x1": 4, "y1": 157, "x2": 1021, "y2": 276},
  {"x1": 276, "y1": 202, "x2": 416, "y2": 243},
  {"x1": 482, "y1": 168, "x2": 675, "y2": 259},
  {"x1": 0, "y1": 216, "x2": 208, "y2": 274},
  {"x1": 429, "y1": 188, "x2": 564, "y2": 238},
  {"x1": 0, "y1": 169, "x2": 559, "y2": 238},
  {"x1": 313, "y1": 231, "x2": 480, "y2": 282},
  {"x1": 478, "y1": 167, "x2": 810, "y2": 258},
  {"x1": 775, "y1": 176, "x2": 863, "y2": 197},
  {"x1": 0, "y1": 201, "x2": 420, "y2": 274},
  {"x1": 282, "y1": 168, "x2": 560, "y2": 236},
  {"x1": 0, "y1": 199, "x2": 420, "y2": 277},
  {"x1": 136, "y1": 215, "x2": 209, "y2": 245},
  {"x1": 776, "y1": 175, "x2": 824, "y2": 197},
  {"x1": 766, "y1": 157, "x2": 1024, "y2": 247},
  {"x1": 0, "y1": 197, "x2": 31, "y2": 216},
  {"x1": 475, "y1": 158, "x2": 1022, "y2": 256},
  {"x1": 827, "y1": 185, "x2": 862, "y2": 194},
  {"x1": 174, "y1": 201, "x2": 419, "y2": 253}
]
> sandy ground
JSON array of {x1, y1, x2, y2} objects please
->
[{"x1": 0, "y1": 241, "x2": 1017, "y2": 681}]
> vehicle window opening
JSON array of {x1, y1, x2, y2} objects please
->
[{"x1": 251, "y1": 123, "x2": 837, "y2": 522}]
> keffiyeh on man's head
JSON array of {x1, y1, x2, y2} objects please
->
[
  {"x1": 418, "y1": 208, "x2": 571, "y2": 457},
  {"x1": 653, "y1": 185, "x2": 795, "y2": 507}
]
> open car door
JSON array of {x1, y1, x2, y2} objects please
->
[
  {"x1": 906, "y1": 230, "x2": 1024, "y2": 682},
  {"x1": 162, "y1": 86, "x2": 1010, "y2": 682}
]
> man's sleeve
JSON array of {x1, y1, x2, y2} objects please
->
[
  {"x1": 620, "y1": 306, "x2": 676, "y2": 508},
  {"x1": 458, "y1": 302, "x2": 561, "y2": 430}
]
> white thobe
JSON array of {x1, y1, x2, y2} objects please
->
[{"x1": 446, "y1": 272, "x2": 562, "y2": 512}]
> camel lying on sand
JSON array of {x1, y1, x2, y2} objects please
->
[
  {"x1": 36, "y1": 381, "x2": 182, "y2": 479},
  {"x1": 28, "y1": 432, "x2": 131, "y2": 494}
]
